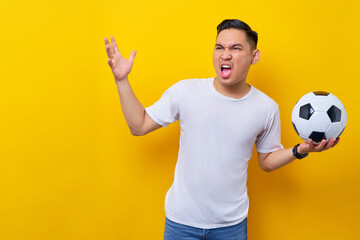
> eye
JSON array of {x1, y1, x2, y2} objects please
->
[
  {"x1": 233, "y1": 47, "x2": 241, "y2": 50},
  {"x1": 215, "y1": 47, "x2": 222, "y2": 50}
]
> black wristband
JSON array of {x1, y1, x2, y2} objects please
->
[{"x1": 292, "y1": 144, "x2": 309, "y2": 159}]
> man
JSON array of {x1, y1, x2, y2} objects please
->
[{"x1": 104, "y1": 19, "x2": 339, "y2": 240}]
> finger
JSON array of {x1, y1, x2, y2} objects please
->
[
  {"x1": 323, "y1": 138, "x2": 335, "y2": 150},
  {"x1": 129, "y1": 50, "x2": 137, "y2": 64},
  {"x1": 108, "y1": 58, "x2": 114, "y2": 68},
  {"x1": 308, "y1": 139, "x2": 314, "y2": 151},
  {"x1": 106, "y1": 44, "x2": 115, "y2": 58},
  {"x1": 110, "y1": 36, "x2": 120, "y2": 53},
  {"x1": 104, "y1": 37, "x2": 110, "y2": 45},
  {"x1": 332, "y1": 138, "x2": 340, "y2": 147},
  {"x1": 315, "y1": 139, "x2": 327, "y2": 151},
  {"x1": 104, "y1": 37, "x2": 115, "y2": 58}
]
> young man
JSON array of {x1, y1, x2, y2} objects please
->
[{"x1": 104, "y1": 19, "x2": 339, "y2": 240}]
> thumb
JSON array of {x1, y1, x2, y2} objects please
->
[{"x1": 129, "y1": 50, "x2": 137, "y2": 64}]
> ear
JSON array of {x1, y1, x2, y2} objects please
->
[{"x1": 251, "y1": 49, "x2": 261, "y2": 65}]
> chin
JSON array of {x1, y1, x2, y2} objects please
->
[{"x1": 217, "y1": 76, "x2": 238, "y2": 86}]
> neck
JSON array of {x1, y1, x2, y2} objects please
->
[{"x1": 213, "y1": 77, "x2": 250, "y2": 99}]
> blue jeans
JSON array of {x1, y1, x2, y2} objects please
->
[{"x1": 164, "y1": 217, "x2": 247, "y2": 240}]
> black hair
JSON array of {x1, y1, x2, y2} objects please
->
[{"x1": 216, "y1": 19, "x2": 258, "y2": 49}]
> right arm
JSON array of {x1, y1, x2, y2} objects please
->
[{"x1": 104, "y1": 36, "x2": 162, "y2": 136}]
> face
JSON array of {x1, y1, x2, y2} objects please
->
[{"x1": 212, "y1": 29, "x2": 260, "y2": 86}]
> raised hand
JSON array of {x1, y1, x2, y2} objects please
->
[{"x1": 104, "y1": 36, "x2": 137, "y2": 81}]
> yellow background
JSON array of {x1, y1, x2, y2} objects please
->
[{"x1": 1, "y1": 0, "x2": 359, "y2": 239}]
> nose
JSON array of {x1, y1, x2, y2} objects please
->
[{"x1": 221, "y1": 49, "x2": 232, "y2": 60}]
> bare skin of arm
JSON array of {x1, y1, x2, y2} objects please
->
[
  {"x1": 258, "y1": 138, "x2": 340, "y2": 172},
  {"x1": 104, "y1": 36, "x2": 161, "y2": 135}
]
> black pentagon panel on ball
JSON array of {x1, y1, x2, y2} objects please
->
[
  {"x1": 327, "y1": 105, "x2": 341, "y2": 122},
  {"x1": 309, "y1": 131, "x2": 326, "y2": 142},
  {"x1": 299, "y1": 103, "x2": 314, "y2": 120},
  {"x1": 313, "y1": 91, "x2": 330, "y2": 96},
  {"x1": 292, "y1": 122, "x2": 299, "y2": 136}
]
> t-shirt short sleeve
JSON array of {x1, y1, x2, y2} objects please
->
[
  {"x1": 256, "y1": 107, "x2": 284, "y2": 153},
  {"x1": 145, "y1": 83, "x2": 180, "y2": 128}
]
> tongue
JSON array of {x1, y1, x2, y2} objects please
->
[{"x1": 221, "y1": 68, "x2": 232, "y2": 78}]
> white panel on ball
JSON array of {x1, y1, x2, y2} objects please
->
[
  {"x1": 295, "y1": 92, "x2": 314, "y2": 107},
  {"x1": 325, "y1": 122, "x2": 344, "y2": 140},
  {"x1": 340, "y1": 107, "x2": 347, "y2": 129},
  {"x1": 293, "y1": 118, "x2": 313, "y2": 139},
  {"x1": 310, "y1": 95, "x2": 333, "y2": 112},
  {"x1": 309, "y1": 112, "x2": 331, "y2": 132}
]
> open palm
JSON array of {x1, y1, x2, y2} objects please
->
[
  {"x1": 298, "y1": 138, "x2": 340, "y2": 154},
  {"x1": 104, "y1": 36, "x2": 136, "y2": 81}
]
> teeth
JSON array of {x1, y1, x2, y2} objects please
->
[{"x1": 222, "y1": 65, "x2": 231, "y2": 68}]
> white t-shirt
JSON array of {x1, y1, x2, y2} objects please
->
[{"x1": 145, "y1": 77, "x2": 283, "y2": 229}]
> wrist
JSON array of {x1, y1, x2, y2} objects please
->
[
  {"x1": 115, "y1": 76, "x2": 129, "y2": 85},
  {"x1": 297, "y1": 145, "x2": 307, "y2": 155},
  {"x1": 292, "y1": 144, "x2": 309, "y2": 159}
]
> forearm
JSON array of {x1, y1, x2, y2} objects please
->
[
  {"x1": 261, "y1": 148, "x2": 297, "y2": 172},
  {"x1": 115, "y1": 78, "x2": 146, "y2": 134}
]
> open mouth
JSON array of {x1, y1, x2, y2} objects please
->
[{"x1": 221, "y1": 64, "x2": 232, "y2": 78}]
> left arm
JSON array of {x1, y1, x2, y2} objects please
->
[{"x1": 258, "y1": 138, "x2": 340, "y2": 172}]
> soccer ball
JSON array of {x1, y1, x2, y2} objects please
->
[{"x1": 291, "y1": 91, "x2": 347, "y2": 144}]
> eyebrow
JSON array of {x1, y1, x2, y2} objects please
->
[{"x1": 215, "y1": 43, "x2": 244, "y2": 48}]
